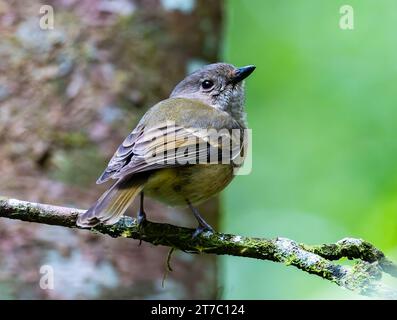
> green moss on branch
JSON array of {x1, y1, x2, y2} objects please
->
[{"x1": 0, "y1": 197, "x2": 396, "y2": 299}]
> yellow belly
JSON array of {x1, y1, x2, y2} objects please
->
[{"x1": 144, "y1": 164, "x2": 234, "y2": 206}]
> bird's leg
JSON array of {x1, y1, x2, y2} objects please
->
[
  {"x1": 137, "y1": 191, "x2": 147, "y2": 227},
  {"x1": 186, "y1": 199, "x2": 215, "y2": 238},
  {"x1": 136, "y1": 191, "x2": 147, "y2": 246}
]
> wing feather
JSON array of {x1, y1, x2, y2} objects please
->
[{"x1": 96, "y1": 101, "x2": 244, "y2": 184}]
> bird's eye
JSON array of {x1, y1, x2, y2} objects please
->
[{"x1": 201, "y1": 80, "x2": 214, "y2": 90}]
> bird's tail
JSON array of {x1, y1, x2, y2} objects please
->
[{"x1": 77, "y1": 177, "x2": 145, "y2": 228}]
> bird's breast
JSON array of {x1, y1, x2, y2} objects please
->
[{"x1": 144, "y1": 164, "x2": 234, "y2": 206}]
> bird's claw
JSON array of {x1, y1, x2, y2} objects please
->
[{"x1": 192, "y1": 225, "x2": 214, "y2": 239}]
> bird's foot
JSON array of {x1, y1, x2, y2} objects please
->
[
  {"x1": 137, "y1": 210, "x2": 147, "y2": 228},
  {"x1": 186, "y1": 200, "x2": 215, "y2": 238},
  {"x1": 192, "y1": 224, "x2": 214, "y2": 239},
  {"x1": 137, "y1": 210, "x2": 147, "y2": 246}
]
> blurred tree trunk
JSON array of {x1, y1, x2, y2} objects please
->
[{"x1": 0, "y1": 0, "x2": 223, "y2": 299}]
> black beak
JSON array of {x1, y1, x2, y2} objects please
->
[{"x1": 232, "y1": 65, "x2": 256, "y2": 84}]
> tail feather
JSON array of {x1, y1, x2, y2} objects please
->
[{"x1": 77, "y1": 177, "x2": 145, "y2": 228}]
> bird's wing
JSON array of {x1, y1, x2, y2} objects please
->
[{"x1": 96, "y1": 101, "x2": 244, "y2": 184}]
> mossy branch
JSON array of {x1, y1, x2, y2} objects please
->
[{"x1": 1, "y1": 197, "x2": 396, "y2": 299}]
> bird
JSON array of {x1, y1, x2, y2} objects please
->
[{"x1": 77, "y1": 62, "x2": 255, "y2": 237}]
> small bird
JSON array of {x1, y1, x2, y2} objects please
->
[{"x1": 77, "y1": 63, "x2": 255, "y2": 236}]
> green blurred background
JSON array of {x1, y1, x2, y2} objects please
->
[{"x1": 222, "y1": 0, "x2": 397, "y2": 298}]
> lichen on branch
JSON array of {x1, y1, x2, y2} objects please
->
[{"x1": 0, "y1": 197, "x2": 396, "y2": 299}]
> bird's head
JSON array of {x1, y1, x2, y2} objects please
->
[{"x1": 170, "y1": 63, "x2": 255, "y2": 125}]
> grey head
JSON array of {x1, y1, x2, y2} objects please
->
[{"x1": 170, "y1": 63, "x2": 255, "y2": 127}]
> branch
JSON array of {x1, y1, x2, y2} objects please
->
[{"x1": 1, "y1": 197, "x2": 396, "y2": 298}]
